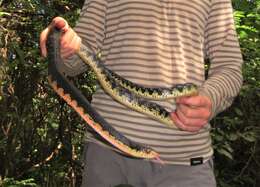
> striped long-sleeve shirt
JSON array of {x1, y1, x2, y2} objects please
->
[{"x1": 63, "y1": 0, "x2": 243, "y2": 165}]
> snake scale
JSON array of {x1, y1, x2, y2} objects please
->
[{"x1": 47, "y1": 27, "x2": 198, "y2": 160}]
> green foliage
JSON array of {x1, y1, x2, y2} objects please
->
[
  {"x1": 211, "y1": 1, "x2": 260, "y2": 186},
  {"x1": 2, "y1": 178, "x2": 38, "y2": 187},
  {"x1": 0, "y1": 0, "x2": 88, "y2": 186},
  {"x1": 0, "y1": 0, "x2": 259, "y2": 187}
]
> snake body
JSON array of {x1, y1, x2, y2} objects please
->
[
  {"x1": 47, "y1": 28, "x2": 159, "y2": 159},
  {"x1": 105, "y1": 67, "x2": 198, "y2": 100},
  {"x1": 76, "y1": 48, "x2": 198, "y2": 127},
  {"x1": 47, "y1": 27, "x2": 198, "y2": 160}
]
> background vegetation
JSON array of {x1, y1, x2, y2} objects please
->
[{"x1": 0, "y1": 0, "x2": 259, "y2": 186}]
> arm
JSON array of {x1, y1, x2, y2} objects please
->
[
  {"x1": 171, "y1": 0, "x2": 243, "y2": 132},
  {"x1": 200, "y1": 0, "x2": 243, "y2": 119}
]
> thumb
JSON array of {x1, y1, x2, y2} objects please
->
[
  {"x1": 40, "y1": 27, "x2": 50, "y2": 57},
  {"x1": 52, "y1": 17, "x2": 69, "y2": 32}
]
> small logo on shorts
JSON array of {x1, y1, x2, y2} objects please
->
[{"x1": 190, "y1": 157, "x2": 203, "y2": 166}]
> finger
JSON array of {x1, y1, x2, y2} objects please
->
[
  {"x1": 61, "y1": 48, "x2": 77, "y2": 59},
  {"x1": 39, "y1": 27, "x2": 50, "y2": 57},
  {"x1": 176, "y1": 95, "x2": 211, "y2": 108},
  {"x1": 178, "y1": 104, "x2": 211, "y2": 119},
  {"x1": 61, "y1": 37, "x2": 81, "y2": 59},
  {"x1": 60, "y1": 29, "x2": 76, "y2": 58},
  {"x1": 176, "y1": 108, "x2": 208, "y2": 127},
  {"x1": 60, "y1": 29, "x2": 75, "y2": 48},
  {"x1": 171, "y1": 112, "x2": 201, "y2": 132},
  {"x1": 61, "y1": 35, "x2": 81, "y2": 59}
]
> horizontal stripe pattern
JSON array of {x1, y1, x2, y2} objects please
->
[{"x1": 64, "y1": 0, "x2": 243, "y2": 165}]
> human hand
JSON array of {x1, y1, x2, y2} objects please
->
[
  {"x1": 170, "y1": 95, "x2": 212, "y2": 132},
  {"x1": 40, "y1": 16, "x2": 81, "y2": 59}
]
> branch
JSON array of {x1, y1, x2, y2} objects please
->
[
  {"x1": 234, "y1": 141, "x2": 257, "y2": 180},
  {"x1": 17, "y1": 142, "x2": 63, "y2": 178},
  {"x1": 33, "y1": 142, "x2": 63, "y2": 168}
]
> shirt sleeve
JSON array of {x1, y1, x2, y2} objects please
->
[
  {"x1": 199, "y1": 0, "x2": 243, "y2": 119},
  {"x1": 62, "y1": 0, "x2": 108, "y2": 76}
]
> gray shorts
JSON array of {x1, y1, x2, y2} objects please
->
[{"x1": 81, "y1": 142, "x2": 216, "y2": 187}]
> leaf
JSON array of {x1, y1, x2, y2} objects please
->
[
  {"x1": 214, "y1": 134, "x2": 224, "y2": 141},
  {"x1": 234, "y1": 108, "x2": 243, "y2": 116},
  {"x1": 217, "y1": 148, "x2": 233, "y2": 160},
  {"x1": 51, "y1": 122, "x2": 59, "y2": 130},
  {"x1": 240, "y1": 132, "x2": 257, "y2": 142},
  {"x1": 228, "y1": 133, "x2": 239, "y2": 141},
  {"x1": 0, "y1": 12, "x2": 11, "y2": 17}
]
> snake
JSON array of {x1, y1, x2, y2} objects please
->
[
  {"x1": 47, "y1": 27, "x2": 159, "y2": 159},
  {"x1": 76, "y1": 46, "x2": 198, "y2": 127},
  {"x1": 47, "y1": 27, "x2": 198, "y2": 160},
  {"x1": 100, "y1": 63, "x2": 198, "y2": 100}
]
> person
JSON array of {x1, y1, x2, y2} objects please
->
[{"x1": 40, "y1": 1, "x2": 243, "y2": 186}]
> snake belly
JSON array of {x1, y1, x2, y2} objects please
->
[
  {"x1": 47, "y1": 27, "x2": 159, "y2": 159},
  {"x1": 76, "y1": 47, "x2": 198, "y2": 128}
]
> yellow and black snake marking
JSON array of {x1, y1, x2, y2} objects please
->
[
  {"x1": 76, "y1": 47, "x2": 198, "y2": 128},
  {"x1": 47, "y1": 27, "x2": 159, "y2": 159},
  {"x1": 100, "y1": 64, "x2": 198, "y2": 100}
]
